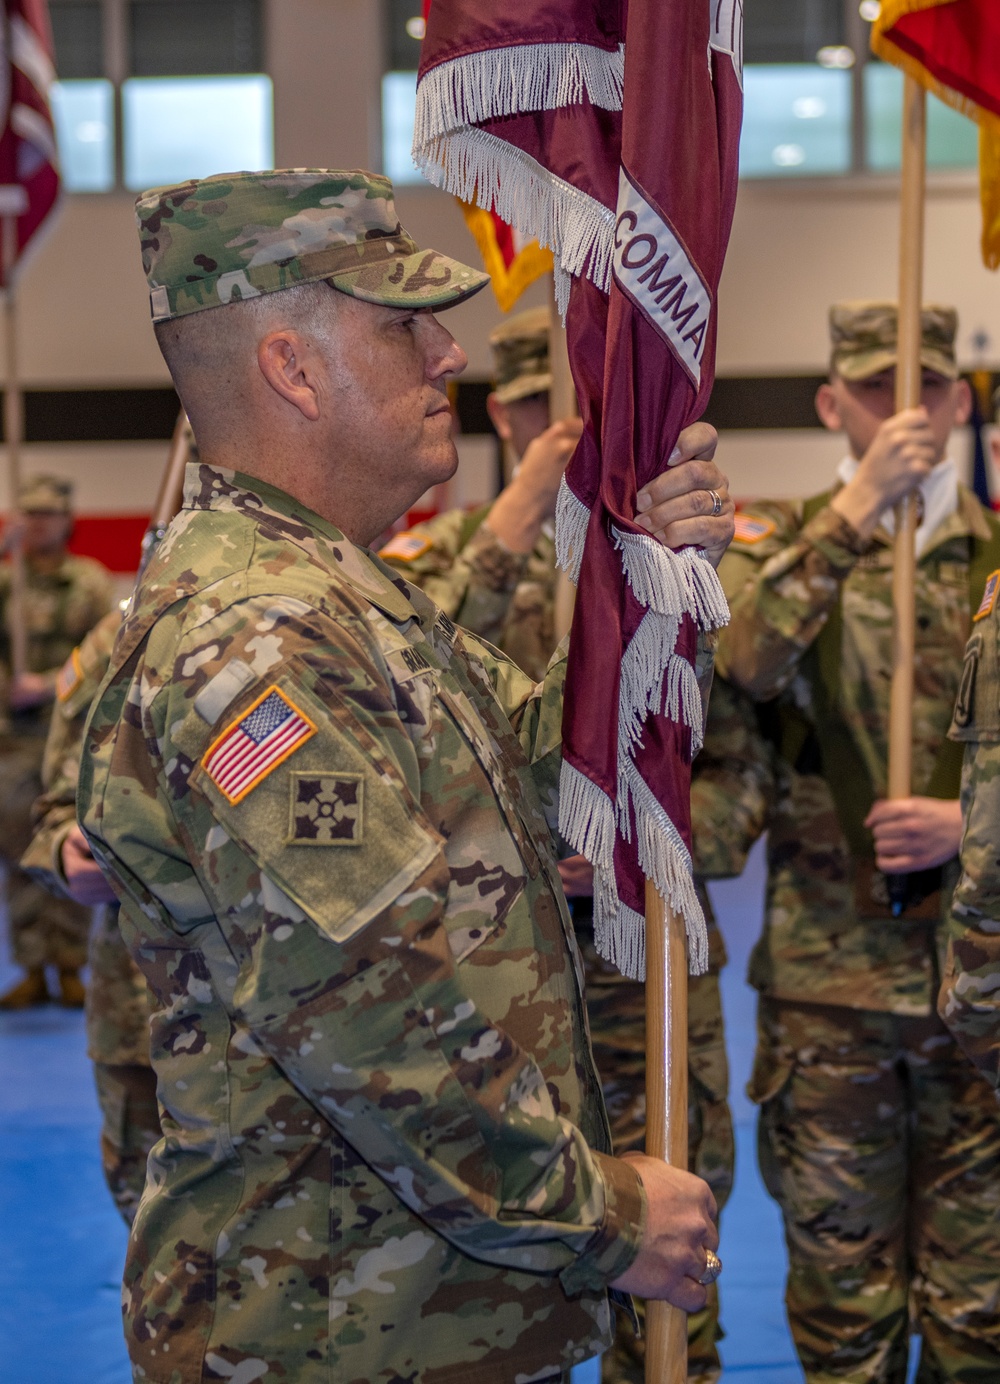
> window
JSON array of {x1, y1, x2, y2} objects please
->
[
  {"x1": 381, "y1": 0, "x2": 979, "y2": 185},
  {"x1": 48, "y1": 0, "x2": 273, "y2": 193}
]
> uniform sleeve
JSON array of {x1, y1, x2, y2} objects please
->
[
  {"x1": 691, "y1": 675, "x2": 774, "y2": 879},
  {"x1": 939, "y1": 617, "x2": 1000, "y2": 1089},
  {"x1": 382, "y1": 510, "x2": 528, "y2": 645},
  {"x1": 83, "y1": 596, "x2": 644, "y2": 1292},
  {"x1": 718, "y1": 501, "x2": 869, "y2": 701}
]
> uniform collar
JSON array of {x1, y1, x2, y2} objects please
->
[{"x1": 182, "y1": 461, "x2": 424, "y2": 626}]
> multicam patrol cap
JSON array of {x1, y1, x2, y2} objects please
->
[
  {"x1": 829, "y1": 300, "x2": 959, "y2": 381},
  {"x1": 136, "y1": 169, "x2": 490, "y2": 322},
  {"x1": 489, "y1": 306, "x2": 552, "y2": 404},
  {"x1": 19, "y1": 475, "x2": 72, "y2": 514}
]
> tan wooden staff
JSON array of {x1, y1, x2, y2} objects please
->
[
  {"x1": 0, "y1": 187, "x2": 30, "y2": 682},
  {"x1": 887, "y1": 77, "x2": 927, "y2": 878},
  {"x1": 644, "y1": 881, "x2": 689, "y2": 1384},
  {"x1": 139, "y1": 409, "x2": 194, "y2": 573},
  {"x1": 548, "y1": 275, "x2": 579, "y2": 642}
]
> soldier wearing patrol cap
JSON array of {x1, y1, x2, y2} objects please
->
[
  {"x1": 382, "y1": 308, "x2": 770, "y2": 1382},
  {"x1": 77, "y1": 168, "x2": 735, "y2": 1384},
  {"x1": 0, "y1": 474, "x2": 113, "y2": 1010},
  {"x1": 717, "y1": 302, "x2": 1000, "y2": 1380}
]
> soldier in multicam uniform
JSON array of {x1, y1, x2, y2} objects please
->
[
  {"x1": 382, "y1": 310, "x2": 773, "y2": 1384},
  {"x1": 0, "y1": 476, "x2": 114, "y2": 1010},
  {"x1": 938, "y1": 384, "x2": 1000, "y2": 1090},
  {"x1": 77, "y1": 168, "x2": 736, "y2": 1384},
  {"x1": 718, "y1": 302, "x2": 1000, "y2": 1382},
  {"x1": 21, "y1": 608, "x2": 161, "y2": 1223}
]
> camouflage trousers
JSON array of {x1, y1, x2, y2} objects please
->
[
  {"x1": 0, "y1": 734, "x2": 90, "y2": 971},
  {"x1": 752, "y1": 998, "x2": 1000, "y2": 1383},
  {"x1": 573, "y1": 914, "x2": 734, "y2": 1384},
  {"x1": 92, "y1": 1061, "x2": 161, "y2": 1225}
]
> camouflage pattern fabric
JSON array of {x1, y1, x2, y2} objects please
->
[
  {"x1": 388, "y1": 504, "x2": 771, "y2": 1380},
  {"x1": 22, "y1": 607, "x2": 162, "y2": 1222},
  {"x1": 718, "y1": 485, "x2": 1000, "y2": 1380},
  {"x1": 753, "y1": 1000, "x2": 1000, "y2": 1382},
  {"x1": 382, "y1": 505, "x2": 559, "y2": 683},
  {"x1": 76, "y1": 461, "x2": 695, "y2": 1384},
  {"x1": 941, "y1": 589, "x2": 1000, "y2": 1088},
  {"x1": 138, "y1": 169, "x2": 489, "y2": 322},
  {"x1": 828, "y1": 301, "x2": 958, "y2": 382},
  {"x1": 0, "y1": 551, "x2": 113, "y2": 970},
  {"x1": 717, "y1": 488, "x2": 994, "y2": 1016}
]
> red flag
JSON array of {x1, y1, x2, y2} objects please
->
[
  {"x1": 415, "y1": 2, "x2": 743, "y2": 978},
  {"x1": 872, "y1": 2, "x2": 1000, "y2": 268},
  {"x1": 0, "y1": 0, "x2": 60, "y2": 284}
]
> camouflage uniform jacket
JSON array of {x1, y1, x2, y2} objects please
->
[
  {"x1": 21, "y1": 608, "x2": 151, "y2": 1068},
  {"x1": 383, "y1": 504, "x2": 557, "y2": 682},
  {"x1": 78, "y1": 463, "x2": 650, "y2": 1384},
  {"x1": 0, "y1": 552, "x2": 114, "y2": 732},
  {"x1": 941, "y1": 584, "x2": 1000, "y2": 1089},
  {"x1": 718, "y1": 486, "x2": 993, "y2": 1016}
]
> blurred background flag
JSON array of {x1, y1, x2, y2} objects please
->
[
  {"x1": 0, "y1": 0, "x2": 60, "y2": 282},
  {"x1": 872, "y1": 1, "x2": 1000, "y2": 268}
]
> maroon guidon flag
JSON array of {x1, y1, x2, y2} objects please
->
[
  {"x1": 415, "y1": 1, "x2": 743, "y2": 980},
  {"x1": 0, "y1": 0, "x2": 60, "y2": 284}
]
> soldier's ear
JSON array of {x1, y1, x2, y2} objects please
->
[
  {"x1": 814, "y1": 381, "x2": 842, "y2": 434},
  {"x1": 486, "y1": 393, "x2": 513, "y2": 442},
  {"x1": 257, "y1": 330, "x2": 321, "y2": 423},
  {"x1": 952, "y1": 378, "x2": 973, "y2": 428}
]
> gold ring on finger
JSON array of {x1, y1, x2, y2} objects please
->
[
  {"x1": 698, "y1": 1249, "x2": 722, "y2": 1285},
  {"x1": 707, "y1": 488, "x2": 723, "y2": 517}
]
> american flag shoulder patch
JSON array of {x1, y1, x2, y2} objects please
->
[
  {"x1": 56, "y1": 648, "x2": 84, "y2": 703},
  {"x1": 378, "y1": 531, "x2": 433, "y2": 563},
  {"x1": 202, "y1": 686, "x2": 317, "y2": 805},
  {"x1": 733, "y1": 513, "x2": 776, "y2": 545},
  {"x1": 974, "y1": 569, "x2": 1000, "y2": 623}
]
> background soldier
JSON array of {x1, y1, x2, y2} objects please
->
[
  {"x1": 22, "y1": 609, "x2": 161, "y2": 1222},
  {"x1": 718, "y1": 302, "x2": 1000, "y2": 1381},
  {"x1": 939, "y1": 386, "x2": 1000, "y2": 1085},
  {"x1": 0, "y1": 476, "x2": 113, "y2": 1009},
  {"x1": 382, "y1": 309, "x2": 773, "y2": 1383}
]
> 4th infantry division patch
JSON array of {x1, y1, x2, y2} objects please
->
[
  {"x1": 289, "y1": 772, "x2": 364, "y2": 845},
  {"x1": 203, "y1": 687, "x2": 316, "y2": 804},
  {"x1": 974, "y1": 569, "x2": 1000, "y2": 622}
]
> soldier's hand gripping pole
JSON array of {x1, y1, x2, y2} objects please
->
[{"x1": 887, "y1": 76, "x2": 927, "y2": 916}]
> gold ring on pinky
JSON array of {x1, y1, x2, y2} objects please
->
[
  {"x1": 698, "y1": 1250, "x2": 722, "y2": 1285},
  {"x1": 707, "y1": 489, "x2": 723, "y2": 517}
]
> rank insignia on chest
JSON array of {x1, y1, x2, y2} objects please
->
[
  {"x1": 203, "y1": 687, "x2": 316, "y2": 804},
  {"x1": 974, "y1": 569, "x2": 1000, "y2": 622},
  {"x1": 378, "y1": 531, "x2": 433, "y2": 562},
  {"x1": 733, "y1": 513, "x2": 776, "y2": 544},
  {"x1": 55, "y1": 647, "x2": 83, "y2": 703},
  {"x1": 289, "y1": 771, "x2": 364, "y2": 845}
]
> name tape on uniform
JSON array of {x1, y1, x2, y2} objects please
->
[
  {"x1": 379, "y1": 531, "x2": 433, "y2": 563},
  {"x1": 613, "y1": 169, "x2": 712, "y2": 387},
  {"x1": 733, "y1": 512, "x2": 776, "y2": 544},
  {"x1": 974, "y1": 569, "x2": 1000, "y2": 622},
  {"x1": 203, "y1": 686, "x2": 316, "y2": 805}
]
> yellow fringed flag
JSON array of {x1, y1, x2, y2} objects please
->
[
  {"x1": 458, "y1": 201, "x2": 553, "y2": 312},
  {"x1": 872, "y1": 0, "x2": 1000, "y2": 269}
]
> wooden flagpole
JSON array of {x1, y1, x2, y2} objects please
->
[
  {"x1": 887, "y1": 76, "x2": 927, "y2": 896},
  {"x1": 548, "y1": 276, "x2": 579, "y2": 642},
  {"x1": 645, "y1": 881, "x2": 689, "y2": 1384},
  {"x1": 0, "y1": 187, "x2": 29, "y2": 683}
]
